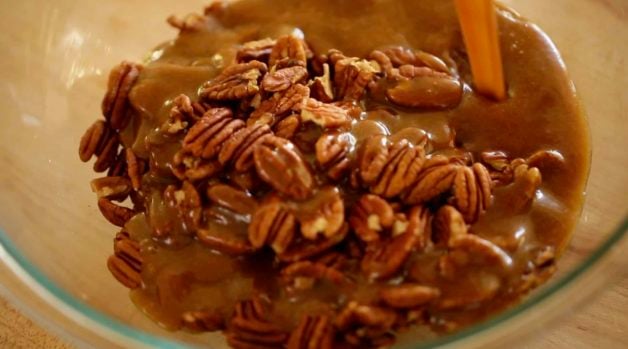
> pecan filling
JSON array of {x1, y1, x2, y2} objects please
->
[{"x1": 78, "y1": 0, "x2": 588, "y2": 347}]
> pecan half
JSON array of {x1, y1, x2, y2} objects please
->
[
  {"x1": 349, "y1": 194, "x2": 395, "y2": 243},
  {"x1": 172, "y1": 152, "x2": 223, "y2": 182},
  {"x1": 262, "y1": 65, "x2": 308, "y2": 92},
  {"x1": 236, "y1": 38, "x2": 277, "y2": 63},
  {"x1": 269, "y1": 35, "x2": 307, "y2": 68},
  {"x1": 333, "y1": 56, "x2": 381, "y2": 101},
  {"x1": 358, "y1": 135, "x2": 389, "y2": 185},
  {"x1": 287, "y1": 315, "x2": 334, "y2": 349},
  {"x1": 197, "y1": 228, "x2": 254, "y2": 256},
  {"x1": 380, "y1": 47, "x2": 450, "y2": 73},
  {"x1": 253, "y1": 136, "x2": 314, "y2": 200},
  {"x1": 315, "y1": 132, "x2": 353, "y2": 181},
  {"x1": 90, "y1": 176, "x2": 132, "y2": 201},
  {"x1": 433, "y1": 205, "x2": 467, "y2": 247},
  {"x1": 405, "y1": 205, "x2": 433, "y2": 250},
  {"x1": 227, "y1": 297, "x2": 288, "y2": 349},
  {"x1": 335, "y1": 302, "x2": 397, "y2": 347},
  {"x1": 98, "y1": 198, "x2": 134, "y2": 227},
  {"x1": 167, "y1": 13, "x2": 207, "y2": 32},
  {"x1": 402, "y1": 156, "x2": 459, "y2": 205},
  {"x1": 273, "y1": 115, "x2": 301, "y2": 140},
  {"x1": 278, "y1": 224, "x2": 348, "y2": 263},
  {"x1": 369, "y1": 140, "x2": 425, "y2": 198},
  {"x1": 218, "y1": 123, "x2": 273, "y2": 172},
  {"x1": 125, "y1": 149, "x2": 146, "y2": 190},
  {"x1": 249, "y1": 84, "x2": 310, "y2": 126},
  {"x1": 107, "y1": 234, "x2": 142, "y2": 289},
  {"x1": 452, "y1": 163, "x2": 493, "y2": 223},
  {"x1": 526, "y1": 149, "x2": 565, "y2": 170},
  {"x1": 106, "y1": 148, "x2": 127, "y2": 177},
  {"x1": 310, "y1": 63, "x2": 334, "y2": 102},
  {"x1": 93, "y1": 131, "x2": 119, "y2": 173},
  {"x1": 79, "y1": 120, "x2": 109, "y2": 162},
  {"x1": 102, "y1": 61, "x2": 142, "y2": 130},
  {"x1": 181, "y1": 309, "x2": 225, "y2": 332},
  {"x1": 386, "y1": 73, "x2": 462, "y2": 109},
  {"x1": 163, "y1": 181, "x2": 202, "y2": 234},
  {"x1": 298, "y1": 187, "x2": 345, "y2": 240},
  {"x1": 389, "y1": 127, "x2": 429, "y2": 148},
  {"x1": 361, "y1": 228, "x2": 417, "y2": 280},
  {"x1": 300, "y1": 98, "x2": 352, "y2": 129},
  {"x1": 281, "y1": 261, "x2": 348, "y2": 293},
  {"x1": 207, "y1": 183, "x2": 258, "y2": 215},
  {"x1": 509, "y1": 163, "x2": 542, "y2": 212},
  {"x1": 379, "y1": 284, "x2": 441, "y2": 308},
  {"x1": 162, "y1": 94, "x2": 208, "y2": 134},
  {"x1": 369, "y1": 50, "x2": 393, "y2": 75},
  {"x1": 200, "y1": 60, "x2": 267, "y2": 101},
  {"x1": 249, "y1": 197, "x2": 296, "y2": 254},
  {"x1": 182, "y1": 108, "x2": 244, "y2": 159},
  {"x1": 449, "y1": 234, "x2": 513, "y2": 269}
]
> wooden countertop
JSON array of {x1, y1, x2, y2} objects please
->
[{"x1": 1, "y1": 276, "x2": 627, "y2": 348}]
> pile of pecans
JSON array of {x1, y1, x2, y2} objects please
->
[{"x1": 79, "y1": 29, "x2": 560, "y2": 348}]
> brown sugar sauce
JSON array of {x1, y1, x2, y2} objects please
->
[{"x1": 119, "y1": 0, "x2": 589, "y2": 342}]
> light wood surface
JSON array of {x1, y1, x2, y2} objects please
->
[{"x1": 1, "y1": 276, "x2": 627, "y2": 348}]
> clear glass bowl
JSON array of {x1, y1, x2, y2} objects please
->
[{"x1": 0, "y1": 0, "x2": 626, "y2": 348}]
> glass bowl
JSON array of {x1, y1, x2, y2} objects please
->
[{"x1": 0, "y1": 0, "x2": 626, "y2": 348}]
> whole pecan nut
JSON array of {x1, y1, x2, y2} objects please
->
[
  {"x1": 349, "y1": 194, "x2": 395, "y2": 243},
  {"x1": 101, "y1": 61, "x2": 143, "y2": 130},
  {"x1": 287, "y1": 315, "x2": 334, "y2": 349},
  {"x1": 200, "y1": 60, "x2": 267, "y2": 101},
  {"x1": 253, "y1": 136, "x2": 314, "y2": 200},
  {"x1": 98, "y1": 198, "x2": 135, "y2": 227}
]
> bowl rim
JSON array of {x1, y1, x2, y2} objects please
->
[{"x1": 0, "y1": 217, "x2": 626, "y2": 348}]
